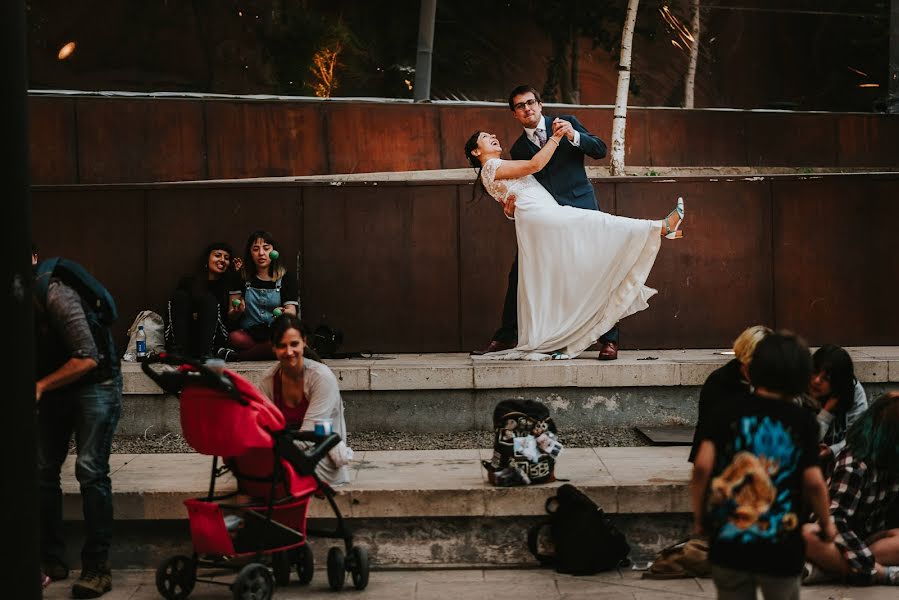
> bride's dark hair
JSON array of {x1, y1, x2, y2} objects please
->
[
  {"x1": 464, "y1": 131, "x2": 483, "y2": 168},
  {"x1": 464, "y1": 130, "x2": 486, "y2": 201}
]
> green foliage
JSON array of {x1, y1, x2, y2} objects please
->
[
  {"x1": 507, "y1": 0, "x2": 625, "y2": 103},
  {"x1": 255, "y1": 2, "x2": 353, "y2": 95}
]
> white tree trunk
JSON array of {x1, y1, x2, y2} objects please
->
[
  {"x1": 610, "y1": 0, "x2": 640, "y2": 176},
  {"x1": 684, "y1": 0, "x2": 701, "y2": 108}
]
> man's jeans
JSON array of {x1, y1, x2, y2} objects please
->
[{"x1": 38, "y1": 375, "x2": 122, "y2": 568}]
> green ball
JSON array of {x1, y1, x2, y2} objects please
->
[
  {"x1": 269, "y1": 250, "x2": 280, "y2": 260},
  {"x1": 232, "y1": 298, "x2": 240, "y2": 307},
  {"x1": 273, "y1": 308, "x2": 283, "y2": 317}
]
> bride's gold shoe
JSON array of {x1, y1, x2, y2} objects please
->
[{"x1": 664, "y1": 197, "x2": 685, "y2": 239}]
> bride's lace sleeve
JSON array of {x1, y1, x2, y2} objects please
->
[{"x1": 480, "y1": 158, "x2": 508, "y2": 204}]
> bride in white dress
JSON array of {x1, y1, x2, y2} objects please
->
[{"x1": 465, "y1": 125, "x2": 684, "y2": 361}]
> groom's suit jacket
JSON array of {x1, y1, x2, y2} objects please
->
[{"x1": 509, "y1": 114, "x2": 607, "y2": 211}]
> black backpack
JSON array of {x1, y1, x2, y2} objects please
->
[
  {"x1": 527, "y1": 484, "x2": 630, "y2": 575},
  {"x1": 483, "y1": 399, "x2": 558, "y2": 485}
]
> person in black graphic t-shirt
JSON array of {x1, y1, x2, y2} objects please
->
[{"x1": 692, "y1": 332, "x2": 836, "y2": 599}]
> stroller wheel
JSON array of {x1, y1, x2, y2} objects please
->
[
  {"x1": 155, "y1": 555, "x2": 196, "y2": 600},
  {"x1": 232, "y1": 562, "x2": 273, "y2": 600},
  {"x1": 272, "y1": 551, "x2": 291, "y2": 586},
  {"x1": 295, "y1": 544, "x2": 315, "y2": 585},
  {"x1": 348, "y1": 546, "x2": 370, "y2": 590},
  {"x1": 326, "y1": 546, "x2": 346, "y2": 591}
]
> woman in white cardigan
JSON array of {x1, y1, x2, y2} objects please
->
[{"x1": 259, "y1": 314, "x2": 352, "y2": 485}]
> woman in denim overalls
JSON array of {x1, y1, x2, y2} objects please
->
[{"x1": 225, "y1": 230, "x2": 299, "y2": 360}]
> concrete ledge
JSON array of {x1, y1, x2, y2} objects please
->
[
  {"x1": 123, "y1": 347, "x2": 899, "y2": 394},
  {"x1": 62, "y1": 447, "x2": 691, "y2": 521},
  {"x1": 117, "y1": 348, "x2": 899, "y2": 435}
]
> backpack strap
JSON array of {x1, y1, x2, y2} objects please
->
[
  {"x1": 527, "y1": 493, "x2": 560, "y2": 566},
  {"x1": 34, "y1": 257, "x2": 61, "y2": 307},
  {"x1": 526, "y1": 520, "x2": 555, "y2": 566}
]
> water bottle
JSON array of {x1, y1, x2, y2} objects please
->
[{"x1": 135, "y1": 325, "x2": 148, "y2": 361}]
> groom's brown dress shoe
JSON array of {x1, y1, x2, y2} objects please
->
[
  {"x1": 598, "y1": 341, "x2": 619, "y2": 361},
  {"x1": 471, "y1": 340, "x2": 516, "y2": 355}
]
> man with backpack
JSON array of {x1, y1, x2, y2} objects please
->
[{"x1": 34, "y1": 257, "x2": 122, "y2": 599}]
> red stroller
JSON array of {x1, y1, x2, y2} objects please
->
[{"x1": 142, "y1": 355, "x2": 370, "y2": 600}]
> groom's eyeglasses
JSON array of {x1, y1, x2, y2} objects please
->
[{"x1": 513, "y1": 98, "x2": 538, "y2": 111}]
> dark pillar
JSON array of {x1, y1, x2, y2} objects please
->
[
  {"x1": 413, "y1": 0, "x2": 437, "y2": 102},
  {"x1": 1, "y1": 1, "x2": 39, "y2": 598},
  {"x1": 890, "y1": 0, "x2": 898, "y2": 112}
]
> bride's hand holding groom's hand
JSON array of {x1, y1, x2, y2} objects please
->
[{"x1": 551, "y1": 118, "x2": 575, "y2": 142}]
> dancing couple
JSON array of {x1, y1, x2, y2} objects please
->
[{"x1": 467, "y1": 85, "x2": 685, "y2": 361}]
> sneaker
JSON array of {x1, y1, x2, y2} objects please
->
[
  {"x1": 41, "y1": 558, "x2": 69, "y2": 581},
  {"x1": 215, "y1": 347, "x2": 236, "y2": 362},
  {"x1": 71, "y1": 566, "x2": 112, "y2": 599},
  {"x1": 882, "y1": 566, "x2": 899, "y2": 585}
]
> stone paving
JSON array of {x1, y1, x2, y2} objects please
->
[{"x1": 42, "y1": 567, "x2": 896, "y2": 599}]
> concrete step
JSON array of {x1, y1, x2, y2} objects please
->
[
  {"x1": 119, "y1": 348, "x2": 899, "y2": 435},
  {"x1": 61, "y1": 447, "x2": 692, "y2": 568}
]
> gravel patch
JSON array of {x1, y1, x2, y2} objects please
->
[{"x1": 71, "y1": 427, "x2": 652, "y2": 454}]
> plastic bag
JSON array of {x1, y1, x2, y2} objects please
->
[{"x1": 122, "y1": 310, "x2": 166, "y2": 361}]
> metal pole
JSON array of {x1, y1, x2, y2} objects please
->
[
  {"x1": 1, "y1": 1, "x2": 39, "y2": 598},
  {"x1": 889, "y1": 0, "x2": 899, "y2": 112},
  {"x1": 413, "y1": 0, "x2": 437, "y2": 102}
]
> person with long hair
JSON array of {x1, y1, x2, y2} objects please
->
[
  {"x1": 802, "y1": 392, "x2": 899, "y2": 586},
  {"x1": 166, "y1": 242, "x2": 241, "y2": 359},
  {"x1": 809, "y1": 345, "x2": 868, "y2": 451},
  {"x1": 474, "y1": 85, "x2": 621, "y2": 359},
  {"x1": 225, "y1": 231, "x2": 298, "y2": 361},
  {"x1": 463, "y1": 126, "x2": 684, "y2": 360},
  {"x1": 259, "y1": 314, "x2": 352, "y2": 485}
]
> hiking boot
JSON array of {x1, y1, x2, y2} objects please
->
[
  {"x1": 71, "y1": 566, "x2": 112, "y2": 598},
  {"x1": 41, "y1": 558, "x2": 69, "y2": 581}
]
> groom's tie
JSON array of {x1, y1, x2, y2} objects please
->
[{"x1": 535, "y1": 128, "x2": 546, "y2": 148}]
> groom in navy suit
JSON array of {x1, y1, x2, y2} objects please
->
[{"x1": 476, "y1": 84, "x2": 620, "y2": 359}]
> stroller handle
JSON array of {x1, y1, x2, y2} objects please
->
[
  {"x1": 275, "y1": 430, "x2": 342, "y2": 476},
  {"x1": 140, "y1": 353, "x2": 246, "y2": 405}
]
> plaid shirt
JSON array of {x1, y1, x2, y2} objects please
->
[{"x1": 828, "y1": 447, "x2": 899, "y2": 582}]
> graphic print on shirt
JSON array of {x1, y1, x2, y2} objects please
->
[{"x1": 708, "y1": 416, "x2": 801, "y2": 542}]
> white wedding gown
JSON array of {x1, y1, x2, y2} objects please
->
[{"x1": 479, "y1": 158, "x2": 662, "y2": 360}]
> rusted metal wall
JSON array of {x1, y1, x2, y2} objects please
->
[
  {"x1": 31, "y1": 174, "x2": 899, "y2": 352},
  {"x1": 771, "y1": 176, "x2": 899, "y2": 346},
  {"x1": 205, "y1": 102, "x2": 328, "y2": 178},
  {"x1": 75, "y1": 98, "x2": 207, "y2": 184},
  {"x1": 27, "y1": 96, "x2": 899, "y2": 184}
]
